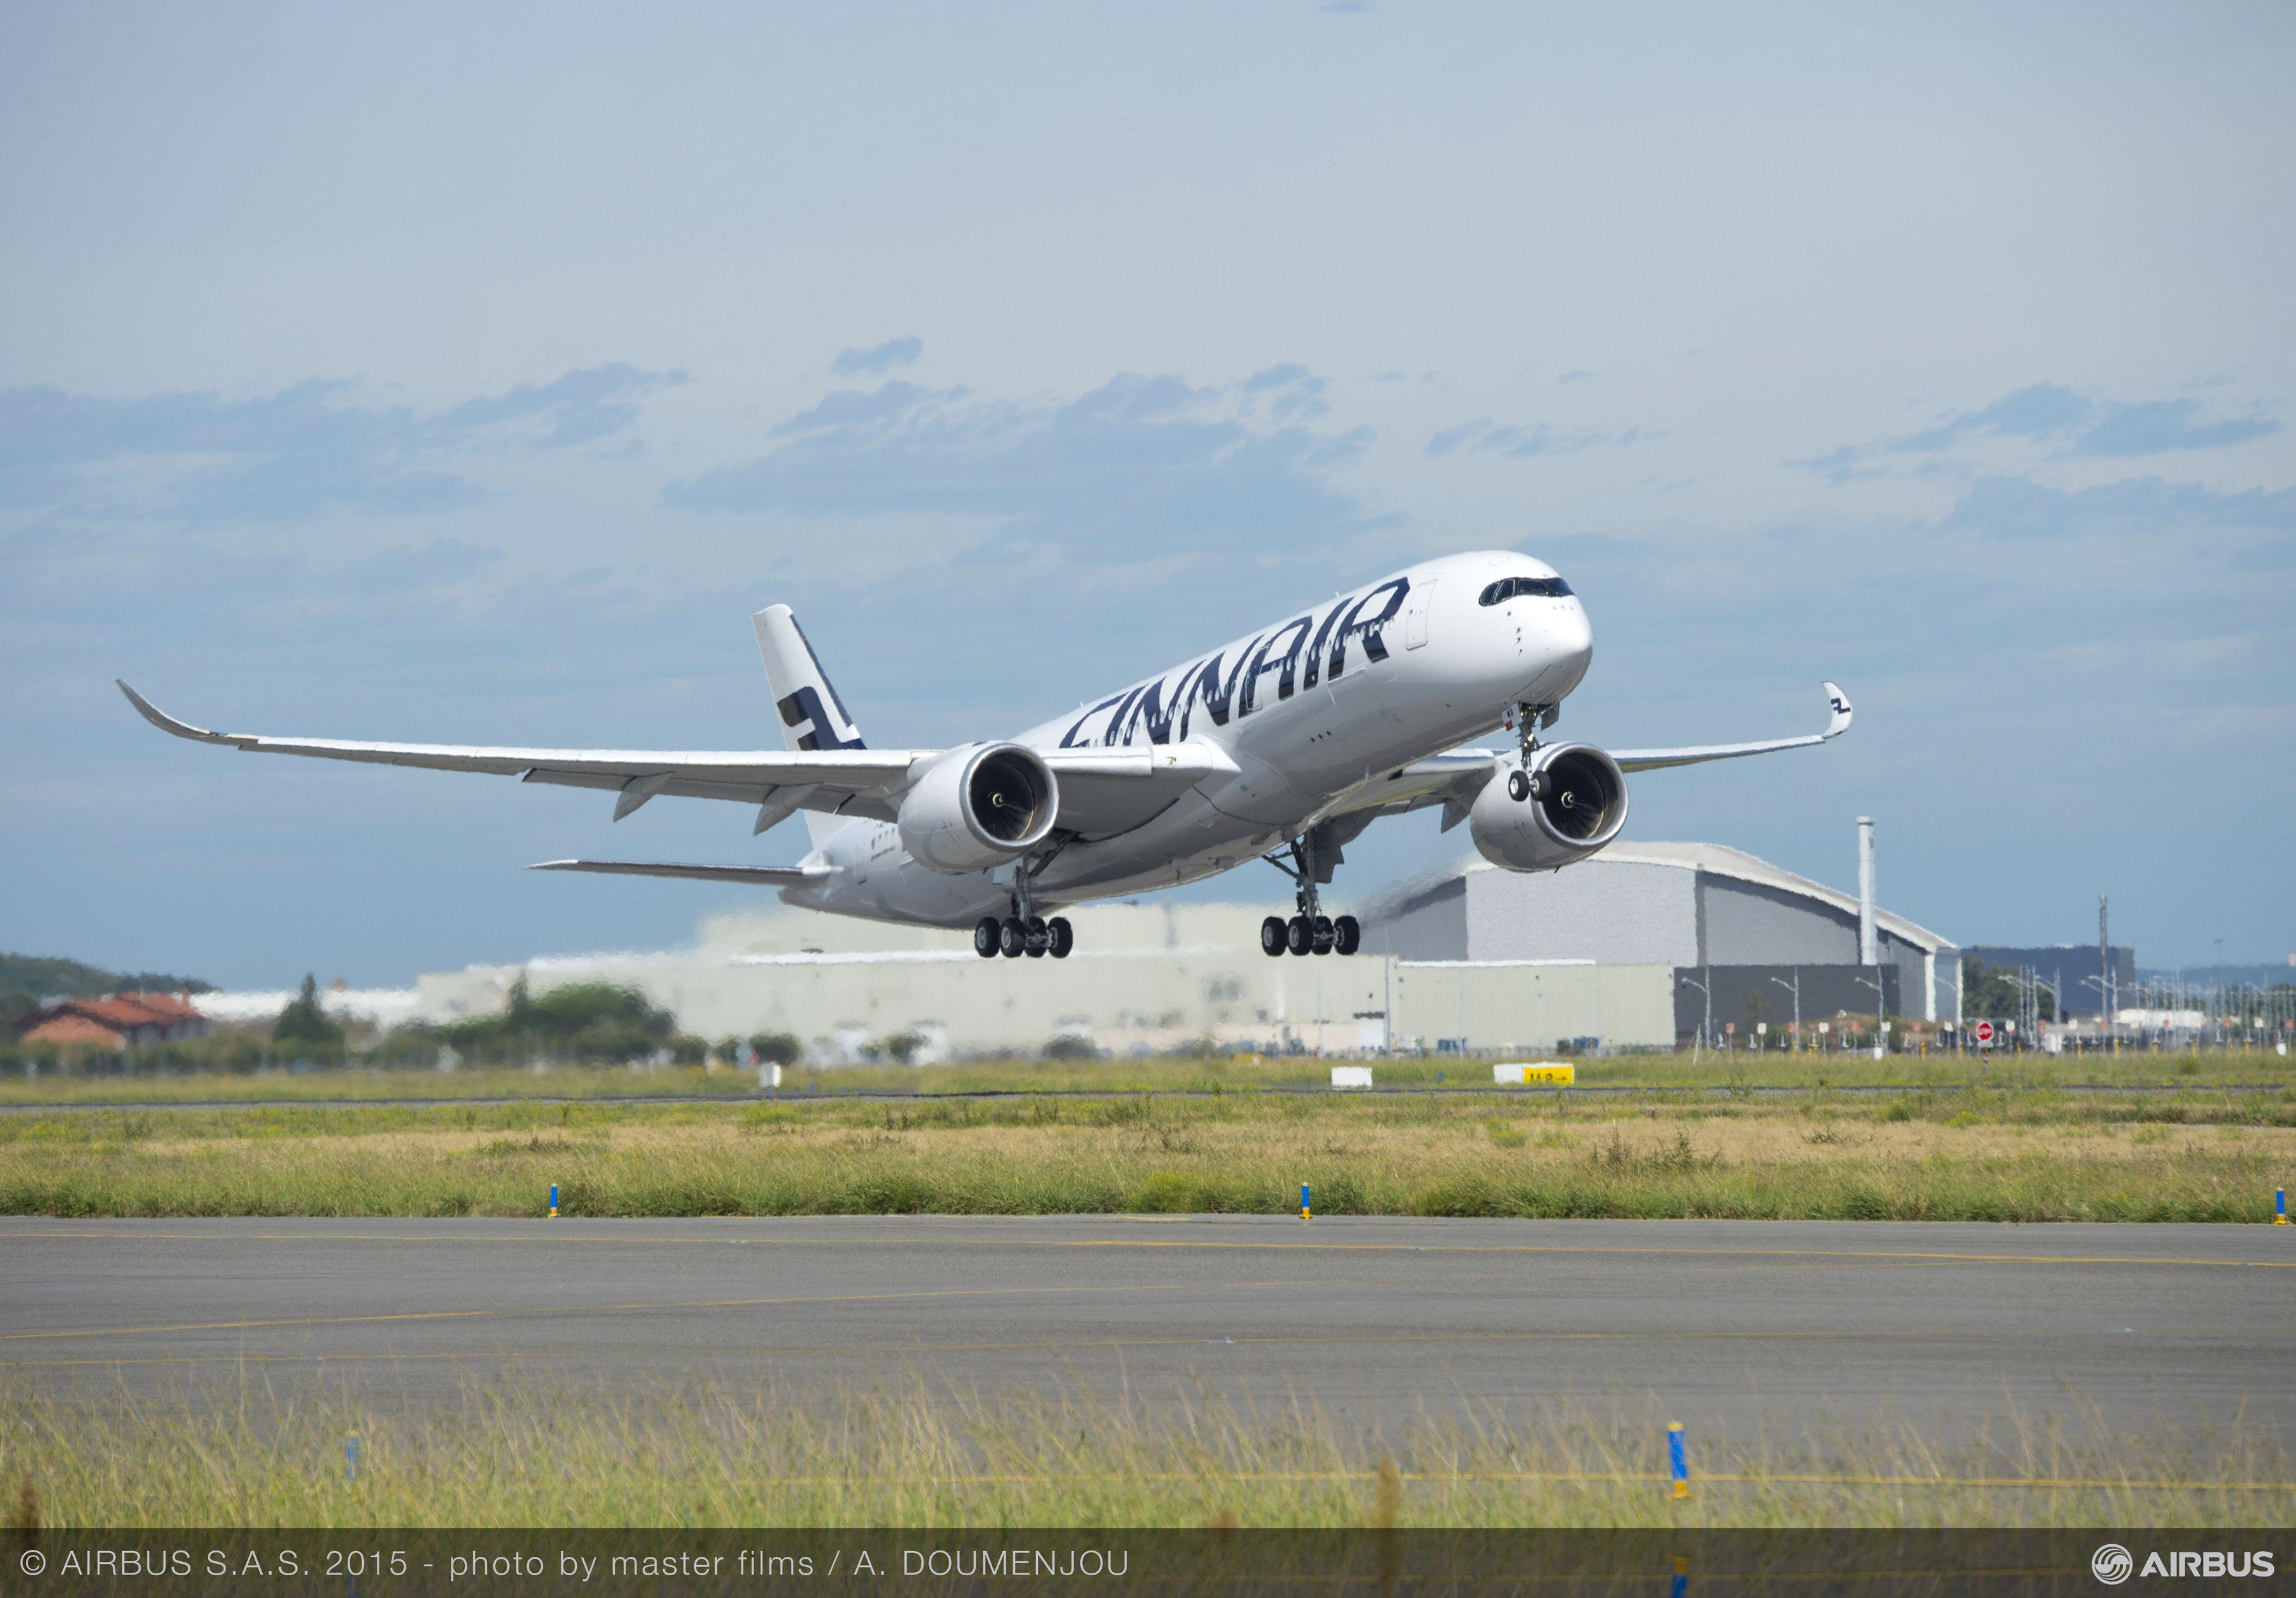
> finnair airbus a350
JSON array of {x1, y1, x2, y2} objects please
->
[{"x1": 121, "y1": 550, "x2": 1850, "y2": 961}]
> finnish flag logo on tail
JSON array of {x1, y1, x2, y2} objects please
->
[{"x1": 752, "y1": 605, "x2": 866, "y2": 753}]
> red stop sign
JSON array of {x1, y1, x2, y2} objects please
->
[{"x1": 1974, "y1": 1021, "x2": 1995, "y2": 1045}]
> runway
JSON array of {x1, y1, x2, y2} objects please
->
[{"x1": 3, "y1": 1216, "x2": 2290, "y2": 1449}]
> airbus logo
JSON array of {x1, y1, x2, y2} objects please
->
[{"x1": 2093, "y1": 1542, "x2": 2275, "y2": 1583}]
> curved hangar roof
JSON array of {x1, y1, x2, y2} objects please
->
[{"x1": 1590, "y1": 841, "x2": 1955, "y2": 955}]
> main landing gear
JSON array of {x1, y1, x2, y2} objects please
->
[
  {"x1": 974, "y1": 852, "x2": 1073, "y2": 960},
  {"x1": 974, "y1": 914, "x2": 1073, "y2": 960},
  {"x1": 1259, "y1": 831, "x2": 1361, "y2": 958}
]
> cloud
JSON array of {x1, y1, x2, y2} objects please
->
[
  {"x1": 829, "y1": 337, "x2": 923, "y2": 377},
  {"x1": 2071, "y1": 399, "x2": 2278, "y2": 457},
  {"x1": 1239, "y1": 363, "x2": 1330, "y2": 421},
  {"x1": 1938, "y1": 474, "x2": 2296, "y2": 541},
  {"x1": 1800, "y1": 381, "x2": 2278, "y2": 481},
  {"x1": 0, "y1": 365, "x2": 682, "y2": 525},
  {"x1": 663, "y1": 367, "x2": 1382, "y2": 560},
  {"x1": 1425, "y1": 417, "x2": 1657, "y2": 458}
]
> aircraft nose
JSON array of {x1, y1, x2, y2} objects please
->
[
  {"x1": 1524, "y1": 599, "x2": 1594, "y2": 701},
  {"x1": 1553, "y1": 599, "x2": 1593, "y2": 678}
]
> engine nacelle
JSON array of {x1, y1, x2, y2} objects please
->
[
  {"x1": 1469, "y1": 741, "x2": 1629, "y2": 872},
  {"x1": 897, "y1": 743, "x2": 1059, "y2": 874}
]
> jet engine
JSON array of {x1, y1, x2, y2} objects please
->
[
  {"x1": 897, "y1": 743, "x2": 1059, "y2": 874},
  {"x1": 1468, "y1": 742, "x2": 1629, "y2": 871}
]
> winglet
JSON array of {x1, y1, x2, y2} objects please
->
[
  {"x1": 1820, "y1": 681, "x2": 1853, "y2": 740},
  {"x1": 117, "y1": 681, "x2": 229, "y2": 743}
]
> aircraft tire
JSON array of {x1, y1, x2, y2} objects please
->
[
  {"x1": 1260, "y1": 915, "x2": 1287, "y2": 957},
  {"x1": 1334, "y1": 914, "x2": 1361, "y2": 956},
  {"x1": 1311, "y1": 915, "x2": 1335, "y2": 955},
  {"x1": 999, "y1": 916, "x2": 1026, "y2": 958},
  {"x1": 973, "y1": 917, "x2": 1000, "y2": 959},
  {"x1": 1286, "y1": 915, "x2": 1312, "y2": 956},
  {"x1": 1047, "y1": 917, "x2": 1074, "y2": 959},
  {"x1": 1025, "y1": 915, "x2": 1048, "y2": 957}
]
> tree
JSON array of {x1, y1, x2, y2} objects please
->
[
  {"x1": 747, "y1": 1033, "x2": 802, "y2": 1066},
  {"x1": 1960, "y1": 959, "x2": 2024, "y2": 1022},
  {"x1": 273, "y1": 974, "x2": 344, "y2": 1047}
]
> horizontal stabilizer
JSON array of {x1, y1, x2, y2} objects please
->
[{"x1": 529, "y1": 859, "x2": 830, "y2": 886}]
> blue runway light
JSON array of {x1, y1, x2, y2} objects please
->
[
  {"x1": 2278, "y1": 1187, "x2": 2287, "y2": 1224},
  {"x1": 1301, "y1": 1182, "x2": 1311, "y2": 1221},
  {"x1": 549, "y1": 1183, "x2": 559, "y2": 1218},
  {"x1": 1668, "y1": 1422, "x2": 1690, "y2": 1499}
]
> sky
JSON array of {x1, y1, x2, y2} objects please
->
[{"x1": 3, "y1": 3, "x2": 2291, "y2": 987}]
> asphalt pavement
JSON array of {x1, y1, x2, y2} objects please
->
[{"x1": 3, "y1": 1216, "x2": 2289, "y2": 1450}]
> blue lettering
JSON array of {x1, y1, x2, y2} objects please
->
[
  {"x1": 1327, "y1": 578, "x2": 1409, "y2": 679},
  {"x1": 1184, "y1": 638, "x2": 1261, "y2": 736},
  {"x1": 1061, "y1": 693, "x2": 1127, "y2": 749},
  {"x1": 1239, "y1": 614, "x2": 1314, "y2": 717}
]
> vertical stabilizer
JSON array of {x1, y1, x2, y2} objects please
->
[{"x1": 752, "y1": 606, "x2": 866, "y2": 846}]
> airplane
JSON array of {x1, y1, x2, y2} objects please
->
[{"x1": 118, "y1": 549, "x2": 1851, "y2": 962}]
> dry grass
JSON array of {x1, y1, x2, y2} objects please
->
[
  {"x1": 3, "y1": 1090, "x2": 2289, "y2": 1221},
  {"x1": 4, "y1": 1374, "x2": 2286, "y2": 1528}
]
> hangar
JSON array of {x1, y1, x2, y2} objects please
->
[
  {"x1": 391, "y1": 831, "x2": 1954, "y2": 1057},
  {"x1": 1358, "y1": 840, "x2": 1960, "y2": 1028}
]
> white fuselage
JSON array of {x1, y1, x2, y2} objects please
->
[{"x1": 782, "y1": 550, "x2": 1593, "y2": 927}]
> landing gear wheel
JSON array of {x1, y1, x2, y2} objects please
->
[
  {"x1": 1025, "y1": 915, "x2": 1049, "y2": 957},
  {"x1": 1047, "y1": 917, "x2": 1074, "y2": 959},
  {"x1": 1261, "y1": 915, "x2": 1288, "y2": 957},
  {"x1": 1287, "y1": 915, "x2": 1312, "y2": 956},
  {"x1": 1311, "y1": 915, "x2": 1335, "y2": 955},
  {"x1": 1334, "y1": 914, "x2": 1361, "y2": 956},
  {"x1": 1508, "y1": 769, "x2": 1532, "y2": 803},
  {"x1": 973, "y1": 917, "x2": 1000, "y2": 959},
  {"x1": 999, "y1": 916, "x2": 1026, "y2": 958}
]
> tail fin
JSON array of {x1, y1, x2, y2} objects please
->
[{"x1": 752, "y1": 605, "x2": 866, "y2": 846}]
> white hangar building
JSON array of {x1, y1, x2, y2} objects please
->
[
  {"x1": 1359, "y1": 841, "x2": 1960, "y2": 1026},
  {"x1": 400, "y1": 834, "x2": 1953, "y2": 1057}
]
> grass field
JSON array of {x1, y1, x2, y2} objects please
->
[
  {"x1": 3, "y1": 1062, "x2": 2289, "y2": 1220},
  {"x1": 5, "y1": 1374, "x2": 2286, "y2": 1528},
  {"x1": 3, "y1": 1047, "x2": 2289, "y2": 1107}
]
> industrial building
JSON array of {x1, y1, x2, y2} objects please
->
[
  {"x1": 1962, "y1": 943, "x2": 2136, "y2": 1019},
  {"x1": 391, "y1": 826, "x2": 1952, "y2": 1057},
  {"x1": 1358, "y1": 838, "x2": 1960, "y2": 1029}
]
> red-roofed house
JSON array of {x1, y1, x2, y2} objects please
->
[{"x1": 15, "y1": 991, "x2": 210, "y2": 1048}]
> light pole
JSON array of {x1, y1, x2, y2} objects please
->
[
  {"x1": 1769, "y1": 972, "x2": 1802, "y2": 1053},
  {"x1": 2081, "y1": 973, "x2": 2112, "y2": 1052},
  {"x1": 1853, "y1": 969, "x2": 1887, "y2": 1057},
  {"x1": 1679, "y1": 970, "x2": 1712, "y2": 1064}
]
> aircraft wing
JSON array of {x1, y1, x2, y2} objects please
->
[
  {"x1": 118, "y1": 681, "x2": 1233, "y2": 836},
  {"x1": 529, "y1": 859, "x2": 831, "y2": 886},
  {"x1": 1610, "y1": 681, "x2": 1853, "y2": 772},
  {"x1": 1337, "y1": 681, "x2": 1854, "y2": 831}
]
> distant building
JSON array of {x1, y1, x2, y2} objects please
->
[
  {"x1": 1962, "y1": 945, "x2": 2136, "y2": 1019},
  {"x1": 1359, "y1": 842, "x2": 1960, "y2": 1029},
  {"x1": 382, "y1": 837, "x2": 1945, "y2": 1058},
  {"x1": 15, "y1": 991, "x2": 210, "y2": 1048}
]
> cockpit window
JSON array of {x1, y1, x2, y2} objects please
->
[{"x1": 1478, "y1": 574, "x2": 1572, "y2": 605}]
